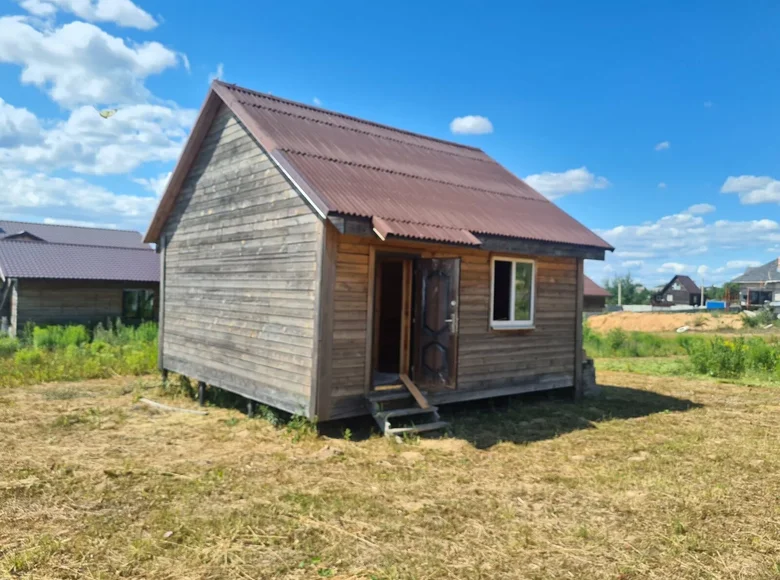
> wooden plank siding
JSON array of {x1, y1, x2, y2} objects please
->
[
  {"x1": 15, "y1": 280, "x2": 157, "y2": 328},
  {"x1": 329, "y1": 234, "x2": 578, "y2": 419},
  {"x1": 160, "y1": 104, "x2": 322, "y2": 416}
]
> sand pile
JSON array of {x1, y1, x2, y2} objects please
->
[{"x1": 587, "y1": 311, "x2": 744, "y2": 333}]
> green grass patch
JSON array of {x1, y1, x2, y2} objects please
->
[
  {"x1": 0, "y1": 320, "x2": 158, "y2": 388},
  {"x1": 587, "y1": 325, "x2": 780, "y2": 384}
]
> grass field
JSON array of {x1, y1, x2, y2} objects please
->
[{"x1": 2, "y1": 372, "x2": 780, "y2": 579}]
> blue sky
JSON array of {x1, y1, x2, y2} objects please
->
[{"x1": 0, "y1": 0, "x2": 778, "y2": 287}]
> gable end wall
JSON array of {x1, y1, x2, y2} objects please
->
[{"x1": 160, "y1": 104, "x2": 323, "y2": 416}]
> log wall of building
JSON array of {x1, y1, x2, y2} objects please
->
[
  {"x1": 330, "y1": 234, "x2": 578, "y2": 418},
  {"x1": 160, "y1": 105, "x2": 322, "y2": 415},
  {"x1": 15, "y1": 280, "x2": 157, "y2": 328}
]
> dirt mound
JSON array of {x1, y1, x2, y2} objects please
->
[{"x1": 587, "y1": 311, "x2": 743, "y2": 333}]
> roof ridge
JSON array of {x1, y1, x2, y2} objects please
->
[
  {"x1": 216, "y1": 80, "x2": 488, "y2": 155},
  {"x1": 0, "y1": 239, "x2": 154, "y2": 252},
  {"x1": 0, "y1": 219, "x2": 141, "y2": 234},
  {"x1": 281, "y1": 149, "x2": 544, "y2": 203}
]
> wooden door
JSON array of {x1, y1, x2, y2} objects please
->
[{"x1": 413, "y1": 258, "x2": 460, "y2": 389}]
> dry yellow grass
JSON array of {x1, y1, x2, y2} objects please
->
[{"x1": 1, "y1": 372, "x2": 780, "y2": 579}]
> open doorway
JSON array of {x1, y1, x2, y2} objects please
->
[{"x1": 371, "y1": 256, "x2": 413, "y2": 388}]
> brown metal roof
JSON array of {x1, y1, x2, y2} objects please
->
[
  {"x1": 146, "y1": 81, "x2": 613, "y2": 252},
  {"x1": 372, "y1": 217, "x2": 481, "y2": 245},
  {"x1": 584, "y1": 276, "x2": 610, "y2": 297}
]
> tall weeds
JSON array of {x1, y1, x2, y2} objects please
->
[{"x1": 0, "y1": 321, "x2": 158, "y2": 388}]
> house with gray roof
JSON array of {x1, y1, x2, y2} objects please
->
[
  {"x1": 730, "y1": 258, "x2": 780, "y2": 306},
  {"x1": 0, "y1": 220, "x2": 159, "y2": 337}
]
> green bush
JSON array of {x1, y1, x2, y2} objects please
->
[
  {"x1": 742, "y1": 314, "x2": 760, "y2": 328},
  {"x1": 745, "y1": 337, "x2": 779, "y2": 373},
  {"x1": 33, "y1": 325, "x2": 89, "y2": 350},
  {"x1": 688, "y1": 337, "x2": 747, "y2": 379},
  {"x1": 14, "y1": 349, "x2": 43, "y2": 366},
  {"x1": 606, "y1": 328, "x2": 628, "y2": 352},
  {"x1": 0, "y1": 321, "x2": 158, "y2": 388},
  {"x1": 0, "y1": 336, "x2": 19, "y2": 358}
]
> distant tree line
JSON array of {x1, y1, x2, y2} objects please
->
[{"x1": 602, "y1": 274, "x2": 652, "y2": 306}]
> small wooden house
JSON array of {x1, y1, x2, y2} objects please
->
[
  {"x1": 0, "y1": 221, "x2": 158, "y2": 336},
  {"x1": 144, "y1": 81, "x2": 612, "y2": 425},
  {"x1": 652, "y1": 275, "x2": 702, "y2": 307}
]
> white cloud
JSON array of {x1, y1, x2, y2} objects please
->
[
  {"x1": 721, "y1": 175, "x2": 780, "y2": 205},
  {"x1": 44, "y1": 217, "x2": 118, "y2": 228},
  {"x1": 0, "y1": 104, "x2": 195, "y2": 175},
  {"x1": 134, "y1": 171, "x2": 171, "y2": 198},
  {"x1": 0, "y1": 168, "x2": 157, "y2": 227},
  {"x1": 0, "y1": 98, "x2": 41, "y2": 147},
  {"x1": 524, "y1": 166, "x2": 610, "y2": 200},
  {"x1": 657, "y1": 262, "x2": 689, "y2": 274},
  {"x1": 601, "y1": 212, "x2": 779, "y2": 258},
  {"x1": 697, "y1": 265, "x2": 709, "y2": 276},
  {"x1": 725, "y1": 260, "x2": 761, "y2": 270},
  {"x1": 686, "y1": 203, "x2": 716, "y2": 215},
  {"x1": 313, "y1": 97, "x2": 322, "y2": 107},
  {"x1": 615, "y1": 250, "x2": 656, "y2": 259},
  {"x1": 208, "y1": 62, "x2": 224, "y2": 84},
  {"x1": 621, "y1": 260, "x2": 644, "y2": 268},
  {"x1": 597, "y1": 207, "x2": 780, "y2": 285},
  {"x1": 0, "y1": 16, "x2": 182, "y2": 108},
  {"x1": 654, "y1": 141, "x2": 670, "y2": 151},
  {"x1": 449, "y1": 115, "x2": 493, "y2": 135},
  {"x1": 18, "y1": 0, "x2": 56, "y2": 16},
  {"x1": 657, "y1": 182, "x2": 667, "y2": 189},
  {"x1": 18, "y1": 0, "x2": 157, "y2": 29}
]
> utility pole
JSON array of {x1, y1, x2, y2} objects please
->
[{"x1": 618, "y1": 281, "x2": 622, "y2": 306}]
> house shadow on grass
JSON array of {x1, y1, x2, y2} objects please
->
[
  {"x1": 441, "y1": 385, "x2": 700, "y2": 450},
  {"x1": 318, "y1": 385, "x2": 700, "y2": 448}
]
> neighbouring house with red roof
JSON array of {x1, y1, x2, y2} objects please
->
[
  {"x1": 584, "y1": 276, "x2": 610, "y2": 312},
  {"x1": 144, "y1": 81, "x2": 613, "y2": 432},
  {"x1": 0, "y1": 220, "x2": 159, "y2": 337}
]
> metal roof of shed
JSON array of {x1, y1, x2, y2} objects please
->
[{"x1": 0, "y1": 240, "x2": 159, "y2": 282}]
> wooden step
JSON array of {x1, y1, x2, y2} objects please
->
[
  {"x1": 376, "y1": 406, "x2": 439, "y2": 420},
  {"x1": 366, "y1": 388, "x2": 415, "y2": 403},
  {"x1": 386, "y1": 421, "x2": 450, "y2": 436}
]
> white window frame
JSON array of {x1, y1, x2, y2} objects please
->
[{"x1": 489, "y1": 256, "x2": 536, "y2": 330}]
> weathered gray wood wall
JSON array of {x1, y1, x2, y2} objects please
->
[
  {"x1": 160, "y1": 105, "x2": 322, "y2": 416},
  {"x1": 15, "y1": 280, "x2": 157, "y2": 328},
  {"x1": 330, "y1": 234, "x2": 578, "y2": 418}
]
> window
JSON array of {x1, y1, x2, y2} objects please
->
[
  {"x1": 122, "y1": 289, "x2": 155, "y2": 321},
  {"x1": 490, "y1": 258, "x2": 535, "y2": 329}
]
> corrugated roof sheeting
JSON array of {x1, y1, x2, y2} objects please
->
[
  {"x1": 283, "y1": 153, "x2": 609, "y2": 248},
  {"x1": 0, "y1": 241, "x2": 159, "y2": 282},
  {"x1": 584, "y1": 276, "x2": 610, "y2": 297},
  {"x1": 0, "y1": 220, "x2": 149, "y2": 249},
  {"x1": 372, "y1": 216, "x2": 481, "y2": 245},
  {"x1": 154, "y1": 82, "x2": 613, "y2": 252}
]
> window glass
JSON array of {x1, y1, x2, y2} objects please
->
[
  {"x1": 492, "y1": 260, "x2": 511, "y2": 321},
  {"x1": 122, "y1": 290, "x2": 155, "y2": 321},
  {"x1": 491, "y1": 258, "x2": 535, "y2": 328},
  {"x1": 514, "y1": 262, "x2": 533, "y2": 321}
]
